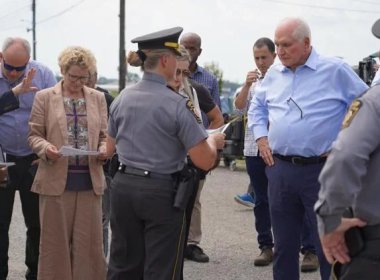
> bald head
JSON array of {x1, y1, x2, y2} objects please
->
[
  {"x1": 0, "y1": 37, "x2": 31, "y2": 82},
  {"x1": 2, "y1": 37, "x2": 31, "y2": 54},
  {"x1": 180, "y1": 32, "x2": 202, "y2": 70},
  {"x1": 180, "y1": 32, "x2": 202, "y2": 47}
]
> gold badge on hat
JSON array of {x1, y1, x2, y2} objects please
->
[
  {"x1": 342, "y1": 99, "x2": 362, "y2": 129},
  {"x1": 186, "y1": 100, "x2": 202, "y2": 124}
]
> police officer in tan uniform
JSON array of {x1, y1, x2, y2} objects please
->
[
  {"x1": 106, "y1": 27, "x2": 225, "y2": 280},
  {"x1": 315, "y1": 19, "x2": 380, "y2": 280}
]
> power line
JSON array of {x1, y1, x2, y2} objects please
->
[
  {"x1": 37, "y1": 0, "x2": 86, "y2": 24},
  {"x1": 265, "y1": 0, "x2": 380, "y2": 14},
  {"x1": 0, "y1": 25, "x2": 27, "y2": 32},
  {"x1": 353, "y1": 0, "x2": 380, "y2": 5},
  {"x1": 0, "y1": 4, "x2": 30, "y2": 21}
]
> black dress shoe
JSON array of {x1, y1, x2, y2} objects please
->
[
  {"x1": 25, "y1": 268, "x2": 37, "y2": 280},
  {"x1": 184, "y1": 244, "x2": 209, "y2": 263}
]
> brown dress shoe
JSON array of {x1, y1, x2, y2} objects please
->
[
  {"x1": 301, "y1": 251, "x2": 319, "y2": 272},
  {"x1": 254, "y1": 248, "x2": 273, "y2": 266}
]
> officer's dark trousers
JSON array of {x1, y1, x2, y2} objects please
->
[
  {"x1": 180, "y1": 168, "x2": 201, "y2": 280},
  {"x1": 266, "y1": 158, "x2": 331, "y2": 280},
  {"x1": 331, "y1": 240, "x2": 380, "y2": 280},
  {"x1": 107, "y1": 172, "x2": 186, "y2": 280},
  {"x1": 246, "y1": 156, "x2": 316, "y2": 253},
  {"x1": 0, "y1": 154, "x2": 39, "y2": 280}
]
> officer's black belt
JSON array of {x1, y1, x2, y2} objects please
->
[
  {"x1": 362, "y1": 224, "x2": 380, "y2": 241},
  {"x1": 274, "y1": 154, "x2": 327, "y2": 165},
  {"x1": 119, "y1": 164, "x2": 176, "y2": 181}
]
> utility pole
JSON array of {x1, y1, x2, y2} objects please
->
[
  {"x1": 32, "y1": 0, "x2": 36, "y2": 60},
  {"x1": 119, "y1": 0, "x2": 126, "y2": 92}
]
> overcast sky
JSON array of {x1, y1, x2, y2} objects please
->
[{"x1": 1, "y1": 0, "x2": 380, "y2": 84}]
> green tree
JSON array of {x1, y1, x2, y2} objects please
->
[{"x1": 204, "y1": 61, "x2": 223, "y2": 94}]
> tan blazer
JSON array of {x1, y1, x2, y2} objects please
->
[{"x1": 28, "y1": 81, "x2": 108, "y2": 196}]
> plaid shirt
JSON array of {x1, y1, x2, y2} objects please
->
[
  {"x1": 234, "y1": 80, "x2": 262, "y2": 157},
  {"x1": 190, "y1": 65, "x2": 220, "y2": 128}
]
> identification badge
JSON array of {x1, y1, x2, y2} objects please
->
[
  {"x1": 342, "y1": 99, "x2": 362, "y2": 129},
  {"x1": 186, "y1": 100, "x2": 202, "y2": 124}
]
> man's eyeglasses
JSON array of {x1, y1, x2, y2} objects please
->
[
  {"x1": 67, "y1": 73, "x2": 90, "y2": 83},
  {"x1": 287, "y1": 97, "x2": 304, "y2": 119},
  {"x1": 176, "y1": 69, "x2": 190, "y2": 77},
  {"x1": 2, "y1": 59, "x2": 27, "y2": 72}
]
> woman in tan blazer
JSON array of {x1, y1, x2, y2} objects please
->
[{"x1": 28, "y1": 46, "x2": 107, "y2": 280}]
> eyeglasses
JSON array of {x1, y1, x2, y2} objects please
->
[
  {"x1": 67, "y1": 73, "x2": 90, "y2": 83},
  {"x1": 287, "y1": 97, "x2": 304, "y2": 119},
  {"x1": 176, "y1": 69, "x2": 191, "y2": 77},
  {"x1": 2, "y1": 59, "x2": 27, "y2": 72}
]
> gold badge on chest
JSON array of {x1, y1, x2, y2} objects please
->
[
  {"x1": 186, "y1": 99, "x2": 202, "y2": 124},
  {"x1": 342, "y1": 99, "x2": 362, "y2": 129}
]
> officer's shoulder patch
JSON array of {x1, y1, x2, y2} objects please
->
[
  {"x1": 342, "y1": 99, "x2": 362, "y2": 129},
  {"x1": 186, "y1": 99, "x2": 202, "y2": 124}
]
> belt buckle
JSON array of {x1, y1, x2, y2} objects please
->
[{"x1": 291, "y1": 157, "x2": 302, "y2": 164}]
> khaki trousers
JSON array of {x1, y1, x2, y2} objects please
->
[
  {"x1": 188, "y1": 179, "x2": 205, "y2": 244},
  {"x1": 38, "y1": 191, "x2": 106, "y2": 280}
]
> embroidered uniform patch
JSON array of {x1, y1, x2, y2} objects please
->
[
  {"x1": 342, "y1": 99, "x2": 362, "y2": 129},
  {"x1": 186, "y1": 100, "x2": 202, "y2": 124}
]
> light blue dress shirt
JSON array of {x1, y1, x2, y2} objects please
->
[
  {"x1": 248, "y1": 48, "x2": 368, "y2": 157},
  {"x1": 0, "y1": 60, "x2": 56, "y2": 156}
]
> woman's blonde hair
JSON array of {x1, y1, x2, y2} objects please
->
[
  {"x1": 177, "y1": 45, "x2": 190, "y2": 63},
  {"x1": 58, "y1": 46, "x2": 96, "y2": 74}
]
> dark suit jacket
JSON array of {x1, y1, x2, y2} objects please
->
[{"x1": 0, "y1": 91, "x2": 19, "y2": 116}]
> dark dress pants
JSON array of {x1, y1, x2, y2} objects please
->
[
  {"x1": 107, "y1": 172, "x2": 185, "y2": 280},
  {"x1": 246, "y1": 156, "x2": 316, "y2": 253},
  {"x1": 266, "y1": 158, "x2": 331, "y2": 280},
  {"x1": 0, "y1": 154, "x2": 39, "y2": 280},
  {"x1": 245, "y1": 156, "x2": 273, "y2": 249}
]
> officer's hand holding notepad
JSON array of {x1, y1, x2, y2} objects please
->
[
  {"x1": 59, "y1": 145, "x2": 100, "y2": 156},
  {"x1": 0, "y1": 162, "x2": 15, "y2": 167}
]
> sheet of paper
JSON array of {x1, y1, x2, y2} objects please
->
[
  {"x1": 206, "y1": 123, "x2": 231, "y2": 135},
  {"x1": 0, "y1": 162, "x2": 15, "y2": 167},
  {"x1": 206, "y1": 116, "x2": 240, "y2": 135},
  {"x1": 59, "y1": 146, "x2": 100, "y2": 156}
]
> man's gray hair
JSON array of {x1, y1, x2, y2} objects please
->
[
  {"x1": 279, "y1": 17, "x2": 311, "y2": 42},
  {"x1": 2, "y1": 37, "x2": 31, "y2": 55},
  {"x1": 291, "y1": 18, "x2": 311, "y2": 42}
]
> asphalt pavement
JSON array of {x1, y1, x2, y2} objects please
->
[{"x1": 8, "y1": 164, "x2": 321, "y2": 280}]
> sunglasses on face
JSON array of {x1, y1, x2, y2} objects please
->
[{"x1": 2, "y1": 59, "x2": 27, "y2": 72}]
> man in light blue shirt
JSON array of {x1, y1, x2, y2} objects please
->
[
  {"x1": 248, "y1": 18, "x2": 368, "y2": 280},
  {"x1": 0, "y1": 37, "x2": 56, "y2": 280}
]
